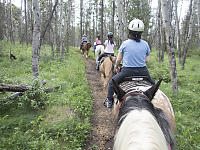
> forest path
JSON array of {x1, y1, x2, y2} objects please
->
[{"x1": 80, "y1": 53, "x2": 115, "y2": 150}]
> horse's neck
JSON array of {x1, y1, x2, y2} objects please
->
[{"x1": 114, "y1": 110, "x2": 168, "y2": 150}]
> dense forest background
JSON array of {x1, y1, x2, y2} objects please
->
[{"x1": 0, "y1": 0, "x2": 200, "y2": 149}]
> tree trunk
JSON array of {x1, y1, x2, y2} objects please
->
[
  {"x1": 157, "y1": 0, "x2": 162, "y2": 62},
  {"x1": 111, "y1": 0, "x2": 115, "y2": 35},
  {"x1": 161, "y1": 0, "x2": 178, "y2": 93},
  {"x1": 27, "y1": 0, "x2": 33, "y2": 44},
  {"x1": 66, "y1": 0, "x2": 73, "y2": 54},
  {"x1": 32, "y1": 0, "x2": 40, "y2": 78},
  {"x1": 24, "y1": 0, "x2": 28, "y2": 46},
  {"x1": 100, "y1": 0, "x2": 104, "y2": 42},
  {"x1": 40, "y1": 0, "x2": 58, "y2": 48},
  {"x1": 9, "y1": 0, "x2": 14, "y2": 44},
  {"x1": 80, "y1": 0, "x2": 83, "y2": 38},
  {"x1": 0, "y1": 83, "x2": 30, "y2": 92},
  {"x1": 19, "y1": 0, "x2": 23, "y2": 44},
  {"x1": 117, "y1": 0, "x2": 123, "y2": 44},
  {"x1": 174, "y1": 0, "x2": 182, "y2": 64},
  {"x1": 182, "y1": 0, "x2": 195, "y2": 70},
  {"x1": 198, "y1": 0, "x2": 200, "y2": 40}
]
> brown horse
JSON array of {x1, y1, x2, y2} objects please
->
[
  {"x1": 81, "y1": 42, "x2": 91, "y2": 58},
  {"x1": 99, "y1": 55, "x2": 116, "y2": 94}
]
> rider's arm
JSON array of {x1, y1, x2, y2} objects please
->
[
  {"x1": 115, "y1": 52, "x2": 123, "y2": 68},
  {"x1": 146, "y1": 55, "x2": 150, "y2": 63}
]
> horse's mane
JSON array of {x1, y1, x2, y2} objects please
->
[
  {"x1": 115, "y1": 94, "x2": 175, "y2": 150},
  {"x1": 114, "y1": 110, "x2": 168, "y2": 150}
]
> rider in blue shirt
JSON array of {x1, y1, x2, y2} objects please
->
[
  {"x1": 80, "y1": 34, "x2": 88, "y2": 50},
  {"x1": 104, "y1": 19, "x2": 155, "y2": 108}
]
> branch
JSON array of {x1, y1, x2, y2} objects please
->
[{"x1": 39, "y1": 0, "x2": 59, "y2": 47}]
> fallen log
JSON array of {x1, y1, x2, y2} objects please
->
[
  {"x1": 0, "y1": 83, "x2": 60, "y2": 93},
  {"x1": 0, "y1": 83, "x2": 31, "y2": 92}
]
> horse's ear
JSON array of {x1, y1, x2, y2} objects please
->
[
  {"x1": 112, "y1": 79, "x2": 126, "y2": 102},
  {"x1": 144, "y1": 78, "x2": 163, "y2": 101}
]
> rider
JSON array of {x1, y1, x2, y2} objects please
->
[
  {"x1": 94, "y1": 35, "x2": 102, "y2": 51},
  {"x1": 104, "y1": 19, "x2": 155, "y2": 108},
  {"x1": 96, "y1": 32, "x2": 116, "y2": 70},
  {"x1": 80, "y1": 34, "x2": 87, "y2": 50},
  {"x1": 96, "y1": 35, "x2": 102, "y2": 45}
]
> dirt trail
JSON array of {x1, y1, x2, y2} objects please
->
[{"x1": 81, "y1": 54, "x2": 115, "y2": 150}]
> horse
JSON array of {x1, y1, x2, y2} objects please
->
[
  {"x1": 95, "y1": 45, "x2": 104, "y2": 63},
  {"x1": 99, "y1": 55, "x2": 116, "y2": 94},
  {"x1": 112, "y1": 77, "x2": 175, "y2": 150},
  {"x1": 81, "y1": 42, "x2": 91, "y2": 58}
]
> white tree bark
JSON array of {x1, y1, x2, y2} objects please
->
[
  {"x1": 117, "y1": 0, "x2": 127, "y2": 44},
  {"x1": 161, "y1": 0, "x2": 178, "y2": 93},
  {"x1": 32, "y1": 0, "x2": 40, "y2": 78},
  {"x1": 117, "y1": 0, "x2": 123, "y2": 44},
  {"x1": 62, "y1": 0, "x2": 73, "y2": 56},
  {"x1": 174, "y1": 0, "x2": 181, "y2": 64},
  {"x1": 182, "y1": 0, "x2": 196, "y2": 70},
  {"x1": 198, "y1": 0, "x2": 200, "y2": 40}
]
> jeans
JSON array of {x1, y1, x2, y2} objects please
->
[{"x1": 107, "y1": 67, "x2": 155, "y2": 101}]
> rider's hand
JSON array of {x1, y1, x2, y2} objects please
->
[{"x1": 114, "y1": 65, "x2": 120, "y2": 74}]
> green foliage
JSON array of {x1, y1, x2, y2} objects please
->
[
  {"x1": 149, "y1": 48, "x2": 200, "y2": 149},
  {"x1": 0, "y1": 42, "x2": 93, "y2": 149},
  {"x1": 18, "y1": 79, "x2": 49, "y2": 111}
]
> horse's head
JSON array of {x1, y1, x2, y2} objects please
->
[{"x1": 113, "y1": 78, "x2": 175, "y2": 150}]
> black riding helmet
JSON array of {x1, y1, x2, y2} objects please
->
[{"x1": 107, "y1": 32, "x2": 113, "y2": 38}]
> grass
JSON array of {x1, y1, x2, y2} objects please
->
[{"x1": 0, "y1": 41, "x2": 93, "y2": 150}]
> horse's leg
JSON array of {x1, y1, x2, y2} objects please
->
[
  {"x1": 95, "y1": 48, "x2": 100, "y2": 63},
  {"x1": 86, "y1": 50, "x2": 88, "y2": 59}
]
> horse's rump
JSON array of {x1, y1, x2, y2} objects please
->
[
  {"x1": 82, "y1": 42, "x2": 91, "y2": 58},
  {"x1": 99, "y1": 56, "x2": 116, "y2": 90},
  {"x1": 95, "y1": 45, "x2": 104, "y2": 62}
]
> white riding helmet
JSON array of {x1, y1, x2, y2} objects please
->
[{"x1": 128, "y1": 19, "x2": 144, "y2": 32}]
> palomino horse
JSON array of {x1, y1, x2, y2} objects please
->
[
  {"x1": 95, "y1": 45, "x2": 104, "y2": 63},
  {"x1": 81, "y1": 42, "x2": 91, "y2": 58},
  {"x1": 99, "y1": 55, "x2": 116, "y2": 94},
  {"x1": 112, "y1": 77, "x2": 175, "y2": 150}
]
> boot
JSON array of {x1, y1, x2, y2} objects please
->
[
  {"x1": 104, "y1": 98, "x2": 113, "y2": 108},
  {"x1": 96, "y1": 61, "x2": 100, "y2": 70}
]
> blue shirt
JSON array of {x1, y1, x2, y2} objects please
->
[
  {"x1": 118, "y1": 39, "x2": 150, "y2": 67},
  {"x1": 82, "y1": 37, "x2": 87, "y2": 42}
]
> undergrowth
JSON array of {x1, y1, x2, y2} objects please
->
[{"x1": 0, "y1": 41, "x2": 92, "y2": 150}]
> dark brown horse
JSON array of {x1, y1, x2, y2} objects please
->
[{"x1": 81, "y1": 42, "x2": 91, "y2": 58}]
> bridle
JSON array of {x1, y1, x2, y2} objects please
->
[{"x1": 115, "y1": 89, "x2": 149, "y2": 109}]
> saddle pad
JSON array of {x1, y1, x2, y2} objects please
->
[{"x1": 119, "y1": 79, "x2": 151, "y2": 93}]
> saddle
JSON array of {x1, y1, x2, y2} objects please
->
[
  {"x1": 119, "y1": 76, "x2": 152, "y2": 93},
  {"x1": 99, "y1": 55, "x2": 115, "y2": 65}
]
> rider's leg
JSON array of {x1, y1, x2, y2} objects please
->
[{"x1": 104, "y1": 68, "x2": 131, "y2": 108}]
